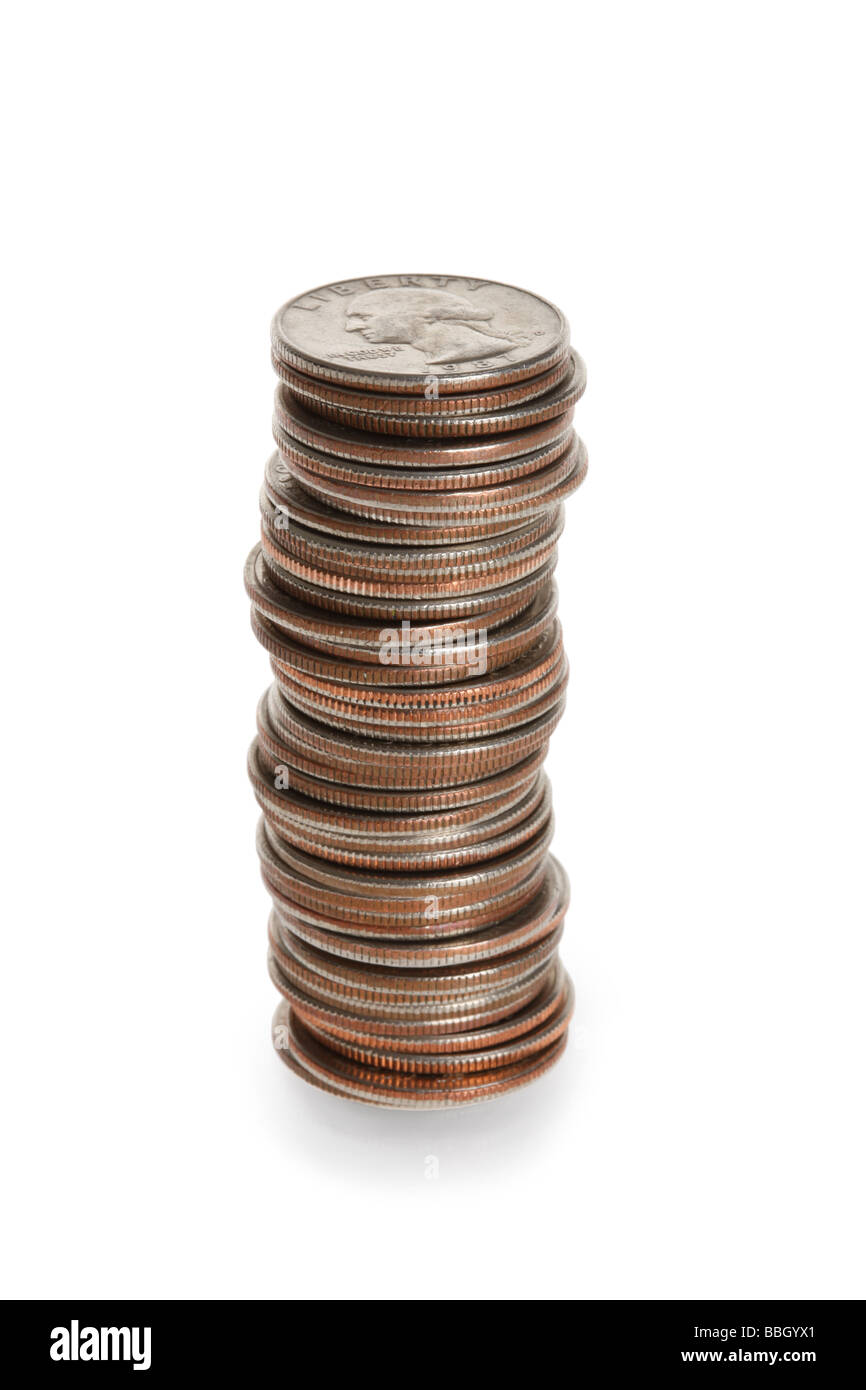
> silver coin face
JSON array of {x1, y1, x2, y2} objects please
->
[{"x1": 271, "y1": 275, "x2": 569, "y2": 391}]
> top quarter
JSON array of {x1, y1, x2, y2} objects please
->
[{"x1": 271, "y1": 275, "x2": 570, "y2": 394}]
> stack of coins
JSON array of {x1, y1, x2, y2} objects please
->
[{"x1": 245, "y1": 275, "x2": 588, "y2": 1108}]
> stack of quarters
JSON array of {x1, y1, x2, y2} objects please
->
[{"x1": 245, "y1": 275, "x2": 588, "y2": 1107}]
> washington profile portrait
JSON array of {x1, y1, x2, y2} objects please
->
[{"x1": 343, "y1": 287, "x2": 521, "y2": 364}]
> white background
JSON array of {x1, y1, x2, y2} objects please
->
[{"x1": 1, "y1": 1, "x2": 864, "y2": 1300}]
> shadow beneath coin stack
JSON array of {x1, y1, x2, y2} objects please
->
[{"x1": 267, "y1": 1014, "x2": 584, "y2": 1191}]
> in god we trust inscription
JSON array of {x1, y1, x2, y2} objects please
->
[{"x1": 271, "y1": 275, "x2": 570, "y2": 394}]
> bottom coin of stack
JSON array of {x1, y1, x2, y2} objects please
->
[{"x1": 247, "y1": 275, "x2": 587, "y2": 1107}]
